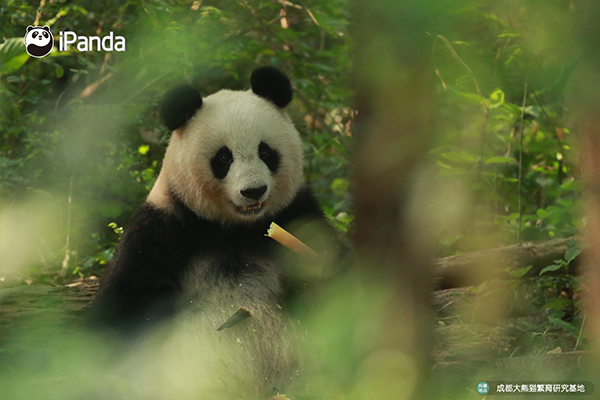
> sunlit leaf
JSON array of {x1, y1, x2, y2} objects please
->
[
  {"x1": 489, "y1": 89, "x2": 505, "y2": 108},
  {"x1": 0, "y1": 38, "x2": 28, "y2": 74},
  {"x1": 510, "y1": 265, "x2": 532, "y2": 279},
  {"x1": 498, "y1": 32, "x2": 521, "y2": 38},
  {"x1": 560, "y1": 180, "x2": 583, "y2": 191},
  {"x1": 55, "y1": 64, "x2": 64, "y2": 78},
  {"x1": 440, "y1": 152, "x2": 475, "y2": 163},
  {"x1": 536, "y1": 209, "x2": 548, "y2": 218},
  {"x1": 331, "y1": 178, "x2": 349, "y2": 197},
  {"x1": 484, "y1": 156, "x2": 515, "y2": 165}
]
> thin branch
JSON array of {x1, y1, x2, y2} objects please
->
[
  {"x1": 32, "y1": 240, "x2": 48, "y2": 268},
  {"x1": 434, "y1": 35, "x2": 481, "y2": 97},
  {"x1": 478, "y1": 96, "x2": 492, "y2": 175},
  {"x1": 277, "y1": 0, "x2": 302, "y2": 9},
  {"x1": 434, "y1": 68, "x2": 447, "y2": 90},
  {"x1": 575, "y1": 314, "x2": 586, "y2": 350},
  {"x1": 54, "y1": 87, "x2": 68, "y2": 112},
  {"x1": 296, "y1": 0, "x2": 320, "y2": 26},
  {"x1": 517, "y1": 79, "x2": 528, "y2": 243},
  {"x1": 80, "y1": 73, "x2": 113, "y2": 98},
  {"x1": 277, "y1": 0, "x2": 320, "y2": 26},
  {"x1": 531, "y1": 89, "x2": 566, "y2": 154},
  {"x1": 33, "y1": 0, "x2": 46, "y2": 26},
  {"x1": 59, "y1": 172, "x2": 74, "y2": 277}
]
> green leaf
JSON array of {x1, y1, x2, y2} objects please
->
[
  {"x1": 539, "y1": 264, "x2": 563, "y2": 276},
  {"x1": 504, "y1": 48, "x2": 521, "y2": 66},
  {"x1": 474, "y1": 280, "x2": 489, "y2": 294},
  {"x1": 536, "y1": 209, "x2": 548, "y2": 219},
  {"x1": 331, "y1": 178, "x2": 349, "y2": 197},
  {"x1": 498, "y1": 32, "x2": 521, "y2": 38},
  {"x1": 484, "y1": 156, "x2": 515, "y2": 165},
  {"x1": 564, "y1": 247, "x2": 582, "y2": 263},
  {"x1": 0, "y1": 37, "x2": 29, "y2": 74},
  {"x1": 541, "y1": 297, "x2": 570, "y2": 311},
  {"x1": 489, "y1": 89, "x2": 505, "y2": 108},
  {"x1": 456, "y1": 92, "x2": 485, "y2": 104},
  {"x1": 55, "y1": 63, "x2": 64, "y2": 78},
  {"x1": 510, "y1": 265, "x2": 532, "y2": 279},
  {"x1": 260, "y1": 48, "x2": 275, "y2": 56},
  {"x1": 548, "y1": 316, "x2": 578, "y2": 335},
  {"x1": 439, "y1": 152, "x2": 475, "y2": 163},
  {"x1": 560, "y1": 180, "x2": 583, "y2": 191}
]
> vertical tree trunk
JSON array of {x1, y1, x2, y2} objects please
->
[
  {"x1": 349, "y1": 2, "x2": 447, "y2": 398},
  {"x1": 576, "y1": 0, "x2": 600, "y2": 384}
]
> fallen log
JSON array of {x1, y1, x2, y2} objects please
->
[{"x1": 432, "y1": 237, "x2": 577, "y2": 289}]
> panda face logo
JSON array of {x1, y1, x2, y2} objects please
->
[{"x1": 24, "y1": 25, "x2": 54, "y2": 58}]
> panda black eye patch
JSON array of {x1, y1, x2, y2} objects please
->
[
  {"x1": 258, "y1": 141, "x2": 280, "y2": 173},
  {"x1": 210, "y1": 146, "x2": 233, "y2": 179}
]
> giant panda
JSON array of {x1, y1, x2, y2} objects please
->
[{"x1": 90, "y1": 66, "x2": 336, "y2": 399}]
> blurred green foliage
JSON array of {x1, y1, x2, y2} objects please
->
[
  {"x1": 1, "y1": 0, "x2": 352, "y2": 282},
  {"x1": 430, "y1": 3, "x2": 583, "y2": 255},
  {"x1": 1, "y1": 2, "x2": 584, "y2": 285},
  {"x1": 0, "y1": 1, "x2": 595, "y2": 399},
  {"x1": 0, "y1": 0, "x2": 587, "y2": 351}
]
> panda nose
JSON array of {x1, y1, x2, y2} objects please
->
[{"x1": 241, "y1": 186, "x2": 267, "y2": 200}]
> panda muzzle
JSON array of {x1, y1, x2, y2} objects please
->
[
  {"x1": 242, "y1": 202, "x2": 263, "y2": 211},
  {"x1": 236, "y1": 202, "x2": 264, "y2": 215}
]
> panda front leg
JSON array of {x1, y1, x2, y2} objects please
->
[{"x1": 88, "y1": 203, "x2": 195, "y2": 337}]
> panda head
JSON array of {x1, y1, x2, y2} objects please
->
[
  {"x1": 24, "y1": 26, "x2": 54, "y2": 58},
  {"x1": 152, "y1": 66, "x2": 304, "y2": 225}
]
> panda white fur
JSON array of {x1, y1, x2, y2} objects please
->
[
  {"x1": 90, "y1": 66, "x2": 335, "y2": 399},
  {"x1": 24, "y1": 25, "x2": 54, "y2": 58}
]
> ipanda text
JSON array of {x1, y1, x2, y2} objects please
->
[{"x1": 58, "y1": 31, "x2": 125, "y2": 52}]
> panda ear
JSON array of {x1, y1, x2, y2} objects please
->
[
  {"x1": 42, "y1": 26, "x2": 51, "y2": 32},
  {"x1": 160, "y1": 84, "x2": 203, "y2": 131},
  {"x1": 251, "y1": 66, "x2": 293, "y2": 108},
  {"x1": 26, "y1": 26, "x2": 34, "y2": 33}
]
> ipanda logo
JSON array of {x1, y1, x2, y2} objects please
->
[
  {"x1": 24, "y1": 25, "x2": 54, "y2": 58},
  {"x1": 24, "y1": 25, "x2": 126, "y2": 58}
]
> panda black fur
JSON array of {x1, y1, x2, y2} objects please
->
[{"x1": 90, "y1": 66, "x2": 333, "y2": 399}]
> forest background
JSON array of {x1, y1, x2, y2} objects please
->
[{"x1": 1, "y1": 0, "x2": 599, "y2": 399}]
